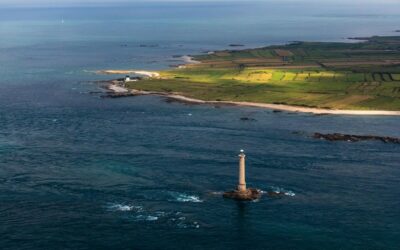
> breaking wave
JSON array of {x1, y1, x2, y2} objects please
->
[
  {"x1": 168, "y1": 192, "x2": 203, "y2": 203},
  {"x1": 265, "y1": 186, "x2": 296, "y2": 197},
  {"x1": 106, "y1": 203, "x2": 159, "y2": 222},
  {"x1": 105, "y1": 201, "x2": 201, "y2": 228},
  {"x1": 134, "y1": 215, "x2": 159, "y2": 221},
  {"x1": 106, "y1": 203, "x2": 143, "y2": 212}
]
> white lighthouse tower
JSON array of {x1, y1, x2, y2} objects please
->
[
  {"x1": 237, "y1": 149, "x2": 246, "y2": 192},
  {"x1": 223, "y1": 150, "x2": 261, "y2": 201}
]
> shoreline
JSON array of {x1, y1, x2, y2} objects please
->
[
  {"x1": 96, "y1": 37, "x2": 400, "y2": 116},
  {"x1": 105, "y1": 83, "x2": 400, "y2": 116},
  {"x1": 180, "y1": 55, "x2": 201, "y2": 65},
  {"x1": 96, "y1": 70, "x2": 160, "y2": 78}
]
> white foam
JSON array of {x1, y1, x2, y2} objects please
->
[
  {"x1": 108, "y1": 204, "x2": 134, "y2": 211},
  {"x1": 268, "y1": 186, "x2": 296, "y2": 197},
  {"x1": 284, "y1": 191, "x2": 296, "y2": 197},
  {"x1": 107, "y1": 203, "x2": 142, "y2": 212},
  {"x1": 135, "y1": 215, "x2": 158, "y2": 221},
  {"x1": 174, "y1": 193, "x2": 203, "y2": 203}
]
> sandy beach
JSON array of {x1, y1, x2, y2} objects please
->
[
  {"x1": 106, "y1": 83, "x2": 400, "y2": 116},
  {"x1": 96, "y1": 70, "x2": 160, "y2": 78},
  {"x1": 180, "y1": 55, "x2": 201, "y2": 64}
]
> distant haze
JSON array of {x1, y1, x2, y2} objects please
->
[{"x1": 1, "y1": 0, "x2": 400, "y2": 7}]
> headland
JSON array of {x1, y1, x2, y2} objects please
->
[{"x1": 98, "y1": 36, "x2": 400, "y2": 115}]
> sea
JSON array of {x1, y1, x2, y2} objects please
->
[{"x1": 0, "y1": 1, "x2": 400, "y2": 249}]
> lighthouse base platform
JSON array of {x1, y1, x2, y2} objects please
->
[{"x1": 223, "y1": 188, "x2": 262, "y2": 201}]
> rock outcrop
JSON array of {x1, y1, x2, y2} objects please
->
[
  {"x1": 223, "y1": 188, "x2": 262, "y2": 201},
  {"x1": 314, "y1": 133, "x2": 400, "y2": 144}
]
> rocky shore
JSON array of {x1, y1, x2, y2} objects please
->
[
  {"x1": 314, "y1": 133, "x2": 400, "y2": 144},
  {"x1": 223, "y1": 188, "x2": 262, "y2": 201}
]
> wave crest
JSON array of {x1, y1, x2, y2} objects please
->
[
  {"x1": 265, "y1": 186, "x2": 296, "y2": 197},
  {"x1": 168, "y1": 192, "x2": 203, "y2": 203},
  {"x1": 106, "y1": 203, "x2": 142, "y2": 212}
]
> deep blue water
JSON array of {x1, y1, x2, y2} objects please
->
[{"x1": 1, "y1": 1, "x2": 400, "y2": 249}]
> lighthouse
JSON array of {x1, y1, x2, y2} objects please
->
[
  {"x1": 223, "y1": 150, "x2": 262, "y2": 201},
  {"x1": 237, "y1": 149, "x2": 246, "y2": 192}
]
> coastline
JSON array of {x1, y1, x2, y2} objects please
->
[
  {"x1": 105, "y1": 83, "x2": 400, "y2": 116},
  {"x1": 96, "y1": 37, "x2": 400, "y2": 115},
  {"x1": 180, "y1": 55, "x2": 201, "y2": 65},
  {"x1": 96, "y1": 70, "x2": 160, "y2": 78}
]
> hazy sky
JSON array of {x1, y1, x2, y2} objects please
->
[{"x1": 0, "y1": 0, "x2": 399, "y2": 7}]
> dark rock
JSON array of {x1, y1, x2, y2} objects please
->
[
  {"x1": 139, "y1": 44, "x2": 159, "y2": 48},
  {"x1": 313, "y1": 133, "x2": 400, "y2": 144},
  {"x1": 102, "y1": 93, "x2": 136, "y2": 98},
  {"x1": 229, "y1": 44, "x2": 245, "y2": 47},
  {"x1": 223, "y1": 188, "x2": 262, "y2": 201},
  {"x1": 266, "y1": 191, "x2": 286, "y2": 198},
  {"x1": 272, "y1": 110, "x2": 282, "y2": 113},
  {"x1": 291, "y1": 131, "x2": 303, "y2": 135},
  {"x1": 240, "y1": 117, "x2": 257, "y2": 121},
  {"x1": 164, "y1": 97, "x2": 200, "y2": 106}
]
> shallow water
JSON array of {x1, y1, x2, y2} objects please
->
[{"x1": 1, "y1": 1, "x2": 400, "y2": 249}]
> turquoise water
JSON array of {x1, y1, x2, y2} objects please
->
[{"x1": 1, "y1": 1, "x2": 400, "y2": 249}]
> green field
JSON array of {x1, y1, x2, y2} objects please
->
[{"x1": 126, "y1": 36, "x2": 400, "y2": 110}]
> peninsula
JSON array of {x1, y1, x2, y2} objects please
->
[{"x1": 100, "y1": 36, "x2": 400, "y2": 113}]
